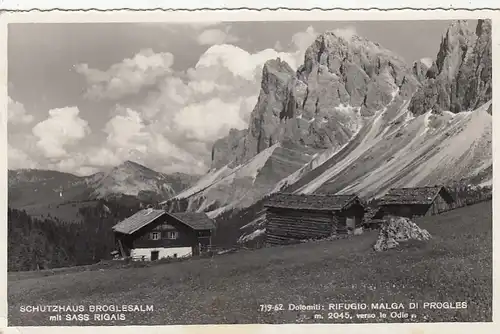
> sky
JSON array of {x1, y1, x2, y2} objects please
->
[{"x1": 7, "y1": 20, "x2": 465, "y2": 176}]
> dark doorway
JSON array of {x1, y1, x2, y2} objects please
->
[{"x1": 151, "y1": 251, "x2": 159, "y2": 261}]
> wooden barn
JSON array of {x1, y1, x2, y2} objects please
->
[
  {"x1": 263, "y1": 193, "x2": 365, "y2": 246},
  {"x1": 374, "y1": 186, "x2": 455, "y2": 219},
  {"x1": 112, "y1": 208, "x2": 215, "y2": 261}
]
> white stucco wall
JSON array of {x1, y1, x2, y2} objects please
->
[{"x1": 130, "y1": 247, "x2": 192, "y2": 261}]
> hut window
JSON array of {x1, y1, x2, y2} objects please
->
[
  {"x1": 167, "y1": 231, "x2": 179, "y2": 240},
  {"x1": 149, "y1": 232, "x2": 161, "y2": 240}
]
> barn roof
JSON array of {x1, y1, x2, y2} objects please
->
[
  {"x1": 112, "y1": 209, "x2": 166, "y2": 234},
  {"x1": 264, "y1": 193, "x2": 360, "y2": 211},
  {"x1": 167, "y1": 212, "x2": 216, "y2": 231},
  {"x1": 378, "y1": 186, "x2": 452, "y2": 205}
]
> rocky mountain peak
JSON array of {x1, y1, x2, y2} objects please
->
[
  {"x1": 435, "y1": 20, "x2": 475, "y2": 80},
  {"x1": 211, "y1": 128, "x2": 247, "y2": 169},
  {"x1": 120, "y1": 159, "x2": 143, "y2": 168},
  {"x1": 116, "y1": 160, "x2": 153, "y2": 173},
  {"x1": 409, "y1": 19, "x2": 491, "y2": 115},
  {"x1": 172, "y1": 22, "x2": 491, "y2": 222},
  {"x1": 262, "y1": 57, "x2": 294, "y2": 75},
  {"x1": 210, "y1": 30, "x2": 421, "y2": 170},
  {"x1": 476, "y1": 18, "x2": 491, "y2": 38},
  {"x1": 88, "y1": 160, "x2": 176, "y2": 199},
  {"x1": 261, "y1": 58, "x2": 295, "y2": 95},
  {"x1": 412, "y1": 58, "x2": 435, "y2": 83}
]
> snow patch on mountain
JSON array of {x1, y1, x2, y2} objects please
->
[
  {"x1": 238, "y1": 228, "x2": 266, "y2": 244},
  {"x1": 183, "y1": 144, "x2": 283, "y2": 215},
  {"x1": 420, "y1": 57, "x2": 433, "y2": 68},
  {"x1": 172, "y1": 165, "x2": 233, "y2": 200},
  {"x1": 331, "y1": 101, "x2": 492, "y2": 198},
  {"x1": 295, "y1": 89, "x2": 401, "y2": 195}
]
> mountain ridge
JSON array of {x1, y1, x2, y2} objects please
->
[
  {"x1": 165, "y1": 19, "x2": 492, "y2": 222},
  {"x1": 8, "y1": 160, "x2": 200, "y2": 221}
]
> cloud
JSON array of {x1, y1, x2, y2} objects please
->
[
  {"x1": 194, "y1": 44, "x2": 301, "y2": 82},
  {"x1": 90, "y1": 107, "x2": 206, "y2": 174},
  {"x1": 419, "y1": 57, "x2": 434, "y2": 68},
  {"x1": 8, "y1": 144, "x2": 36, "y2": 169},
  {"x1": 83, "y1": 26, "x2": 319, "y2": 174},
  {"x1": 75, "y1": 48, "x2": 174, "y2": 100},
  {"x1": 104, "y1": 107, "x2": 149, "y2": 152},
  {"x1": 47, "y1": 153, "x2": 98, "y2": 176},
  {"x1": 274, "y1": 40, "x2": 284, "y2": 51},
  {"x1": 10, "y1": 25, "x2": 325, "y2": 176},
  {"x1": 174, "y1": 98, "x2": 248, "y2": 142},
  {"x1": 32, "y1": 106, "x2": 90, "y2": 159},
  {"x1": 197, "y1": 27, "x2": 240, "y2": 45},
  {"x1": 8, "y1": 97, "x2": 33, "y2": 125},
  {"x1": 289, "y1": 25, "x2": 319, "y2": 66},
  {"x1": 332, "y1": 26, "x2": 358, "y2": 41},
  {"x1": 292, "y1": 26, "x2": 319, "y2": 51},
  {"x1": 86, "y1": 147, "x2": 121, "y2": 168}
]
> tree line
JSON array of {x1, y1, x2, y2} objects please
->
[{"x1": 8, "y1": 197, "x2": 145, "y2": 272}]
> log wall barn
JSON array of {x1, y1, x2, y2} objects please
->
[
  {"x1": 263, "y1": 193, "x2": 365, "y2": 246},
  {"x1": 373, "y1": 185, "x2": 455, "y2": 220}
]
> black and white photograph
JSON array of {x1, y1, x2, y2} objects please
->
[{"x1": 5, "y1": 13, "x2": 493, "y2": 326}]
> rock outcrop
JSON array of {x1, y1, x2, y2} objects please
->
[
  {"x1": 211, "y1": 129, "x2": 247, "y2": 170},
  {"x1": 373, "y1": 216, "x2": 432, "y2": 252},
  {"x1": 409, "y1": 19, "x2": 492, "y2": 115},
  {"x1": 412, "y1": 58, "x2": 434, "y2": 83},
  {"x1": 455, "y1": 19, "x2": 492, "y2": 111},
  {"x1": 238, "y1": 58, "x2": 297, "y2": 165},
  {"x1": 211, "y1": 31, "x2": 420, "y2": 170},
  {"x1": 299, "y1": 32, "x2": 418, "y2": 117}
]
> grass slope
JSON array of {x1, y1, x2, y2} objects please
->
[{"x1": 8, "y1": 201, "x2": 492, "y2": 325}]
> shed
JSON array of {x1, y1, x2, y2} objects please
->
[
  {"x1": 112, "y1": 208, "x2": 216, "y2": 261},
  {"x1": 263, "y1": 193, "x2": 365, "y2": 246},
  {"x1": 374, "y1": 185, "x2": 455, "y2": 219}
]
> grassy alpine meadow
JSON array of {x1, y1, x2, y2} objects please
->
[{"x1": 8, "y1": 201, "x2": 492, "y2": 326}]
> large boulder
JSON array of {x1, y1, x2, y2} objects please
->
[{"x1": 373, "y1": 216, "x2": 432, "y2": 251}]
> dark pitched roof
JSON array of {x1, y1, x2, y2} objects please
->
[
  {"x1": 112, "y1": 209, "x2": 216, "y2": 235},
  {"x1": 112, "y1": 209, "x2": 166, "y2": 234},
  {"x1": 378, "y1": 186, "x2": 452, "y2": 205},
  {"x1": 264, "y1": 193, "x2": 360, "y2": 211},
  {"x1": 168, "y1": 212, "x2": 216, "y2": 230}
]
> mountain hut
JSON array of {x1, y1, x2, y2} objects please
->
[
  {"x1": 373, "y1": 186, "x2": 455, "y2": 219},
  {"x1": 112, "y1": 209, "x2": 215, "y2": 261},
  {"x1": 263, "y1": 193, "x2": 366, "y2": 246}
]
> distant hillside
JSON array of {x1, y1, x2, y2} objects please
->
[{"x1": 8, "y1": 161, "x2": 199, "y2": 223}]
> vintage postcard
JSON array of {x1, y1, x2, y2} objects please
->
[{"x1": 1, "y1": 8, "x2": 497, "y2": 332}]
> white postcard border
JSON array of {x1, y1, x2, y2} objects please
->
[{"x1": 0, "y1": 7, "x2": 498, "y2": 334}]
